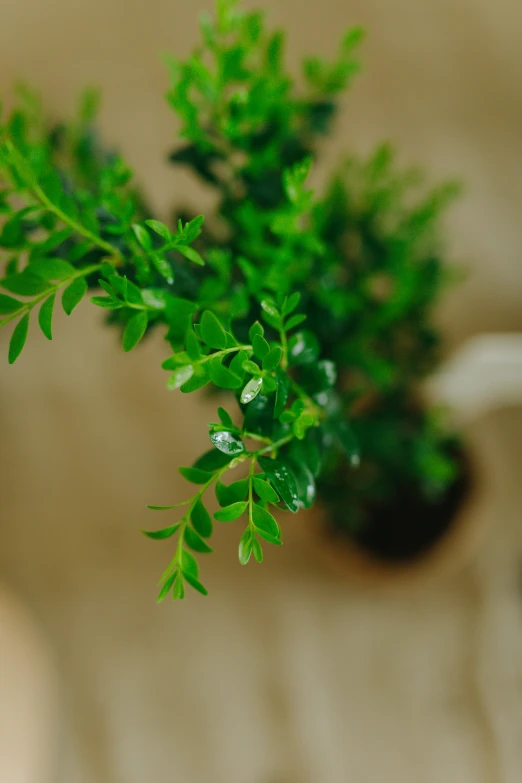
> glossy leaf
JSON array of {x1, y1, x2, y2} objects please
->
[
  {"x1": 142, "y1": 522, "x2": 180, "y2": 540},
  {"x1": 258, "y1": 456, "x2": 300, "y2": 513},
  {"x1": 253, "y1": 477, "x2": 279, "y2": 503},
  {"x1": 209, "y1": 429, "x2": 244, "y2": 456},
  {"x1": 184, "y1": 526, "x2": 213, "y2": 553},
  {"x1": 179, "y1": 466, "x2": 213, "y2": 484},
  {"x1": 62, "y1": 277, "x2": 87, "y2": 315}
]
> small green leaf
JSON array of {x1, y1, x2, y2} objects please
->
[
  {"x1": 335, "y1": 420, "x2": 360, "y2": 467},
  {"x1": 200, "y1": 310, "x2": 227, "y2": 349},
  {"x1": 179, "y1": 466, "x2": 213, "y2": 484},
  {"x1": 0, "y1": 293, "x2": 22, "y2": 314},
  {"x1": 217, "y1": 407, "x2": 234, "y2": 427},
  {"x1": 262, "y1": 346, "x2": 282, "y2": 371},
  {"x1": 184, "y1": 526, "x2": 213, "y2": 553},
  {"x1": 176, "y1": 244, "x2": 205, "y2": 266},
  {"x1": 240, "y1": 376, "x2": 263, "y2": 404},
  {"x1": 62, "y1": 277, "x2": 87, "y2": 315},
  {"x1": 123, "y1": 311, "x2": 148, "y2": 352},
  {"x1": 215, "y1": 479, "x2": 248, "y2": 506},
  {"x1": 182, "y1": 571, "x2": 208, "y2": 596},
  {"x1": 132, "y1": 223, "x2": 152, "y2": 250},
  {"x1": 248, "y1": 321, "x2": 264, "y2": 341},
  {"x1": 30, "y1": 258, "x2": 75, "y2": 280},
  {"x1": 284, "y1": 313, "x2": 307, "y2": 331},
  {"x1": 142, "y1": 522, "x2": 180, "y2": 540},
  {"x1": 209, "y1": 356, "x2": 242, "y2": 389},
  {"x1": 157, "y1": 571, "x2": 177, "y2": 603},
  {"x1": 2, "y1": 270, "x2": 50, "y2": 296},
  {"x1": 38, "y1": 293, "x2": 55, "y2": 340},
  {"x1": 252, "y1": 538, "x2": 264, "y2": 563},
  {"x1": 258, "y1": 456, "x2": 300, "y2": 513},
  {"x1": 253, "y1": 334, "x2": 270, "y2": 360},
  {"x1": 238, "y1": 529, "x2": 253, "y2": 565},
  {"x1": 181, "y1": 549, "x2": 199, "y2": 577},
  {"x1": 172, "y1": 572, "x2": 185, "y2": 600},
  {"x1": 180, "y1": 366, "x2": 210, "y2": 393},
  {"x1": 252, "y1": 503, "x2": 281, "y2": 539},
  {"x1": 191, "y1": 499, "x2": 213, "y2": 537},
  {"x1": 282, "y1": 292, "x2": 301, "y2": 316},
  {"x1": 167, "y1": 364, "x2": 194, "y2": 390},
  {"x1": 185, "y1": 329, "x2": 202, "y2": 360},
  {"x1": 209, "y1": 429, "x2": 245, "y2": 456},
  {"x1": 229, "y1": 349, "x2": 247, "y2": 379},
  {"x1": 146, "y1": 505, "x2": 178, "y2": 511},
  {"x1": 8, "y1": 313, "x2": 29, "y2": 364},
  {"x1": 144, "y1": 219, "x2": 171, "y2": 240},
  {"x1": 274, "y1": 368, "x2": 290, "y2": 418},
  {"x1": 194, "y1": 448, "x2": 233, "y2": 472},
  {"x1": 253, "y1": 477, "x2": 279, "y2": 503},
  {"x1": 214, "y1": 501, "x2": 248, "y2": 522}
]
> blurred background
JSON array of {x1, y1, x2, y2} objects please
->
[{"x1": 1, "y1": 1, "x2": 522, "y2": 781}]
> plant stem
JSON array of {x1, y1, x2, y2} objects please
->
[{"x1": 0, "y1": 264, "x2": 101, "y2": 327}]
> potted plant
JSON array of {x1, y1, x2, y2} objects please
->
[{"x1": 0, "y1": 0, "x2": 502, "y2": 600}]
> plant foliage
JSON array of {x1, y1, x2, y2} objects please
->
[{"x1": 0, "y1": 0, "x2": 461, "y2": 600}]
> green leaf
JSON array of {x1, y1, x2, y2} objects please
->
[
  {"x1": 131, "y1": 223, "x2": 152, "y2": 250},
  {"x1": 91, "y1": 295, "x2": 124, "y2": 310},
  {"x1": 262, "y1": 346, "x2": 282, "y2": 371},
  {"x1": 252, "y1": 538, "x2": 264, "y2": 563},
  {"x1": 185, "y1": 329, "x2": 202, "y2": 360},
  {"x1": 38, "y1": 293, "x2": 55, "y2": 340},
  {"x1": 172, "y1": 572, "x2": 185, "y2": 600},
  {"x1": 191, "y1": 499, "x2": 213, "y2": 537},
  {"x1": 252, "y1": 503, "x2": 281, "y2": 539},
  {"x1": 209, "y1": 429, "x2": 244, "y2": 456},
  {"x1": 284, "y1": 313, "x2": 307, "y2": 331},
  {"x1": 238, "y1": 529, "x2": 253, "y2": 565},
  {"x1": 274, "y1": 368, "x2": 290, "y2": 419},
  {"x1": 214, "y1": 501, "x2": 248, "y2": 522},
  {"x1": 8, "y1": 313, "x2": 29, "y2": 364},
  {"x1": 180, "y1": 366, "x2": 210, "y2": 393},
  {"x1": 181, "y1": 549, "x2": 199, "y2": 577},
  {"x1": 288, "y1": 330, "x2": 320, "y2": 365},
  {"x1": 146, "y1": 505, "x2": 178, "y2": 511},
  {"x1": 184, "y1": 526, "x2": 213, "y2": 553},
  {"x1": 217, "y1": 406, "x2": 234, "y2": 427},
  {"x1": 240, "y1": 376, "x2": 263, "y2": 404},
  {"x1": 167, "y1": 364, "x2": 194, "y2": 390},
  {"x1": 200, "y1": 310, "x2": 227, "y2": 349},
  {"x1": 142, "y1": 522, "x2": 180, "y2": 540},
  {"x1": 248, "y1": 321, "x2": 264, "y2": 341},
  {"x1": 288, "y1": 458, "x2": 316, "y2": 509},
  {"x1": 157, "y1": 571, "x2": 177, "y2": 603},
  {"x1": 123, "y1": 311, "x2": 148, "y2": 352},
  {"x1": 193, "y1": 448, "x2": 233, "y2": 472},
  {"x1": 253, "y1": 334, "x2": 270, "y2": 360},
  {"x1": 62, "y1": 277, "x2": 87, "y2": 315},
  {"x1": 229, "y1": 349, "x2": 247, "y2": 379},
  {"x1": 258, "y1": 456, "x2": 300, "y2": 513},
  {"x1": 253, "y1": 477, "x2": 279, "y2": 503},
  {"x1": 144, "y1": 219, "x2": 171, "y2": 240},
  {"x1": 182, "y1": 571, "x2": 208, "y2": 596},
  {"x1": 260, "y1": 299, "x2": 280, "y2": 328},
  {"x1": 254, "y1": 528, "x2": 283, "y2": 546},
  {"x1": 179, "y1": 466, "x2": 213, "y2": 484},
  {"x1": 176, "y1": 244, "x2": 205, "y2": 266},
  {"x1": 30, "y1": 258, "x2": 75, "y2": 280},
  {"x1": 208, "y1": 356, "x2": 242, "y2": 389},
  {"x1": 282, "y1": 292, "x2": 301, "y2": 316},
  {"x1": 0, "y1": 293, "x2": 22, "y2": 314},
  {"x1": 2, "y1": 270, "x2": 50, "y2": 296},
  {"x1": 215, "y1": 479, "x2": 248, "y2": 506}
]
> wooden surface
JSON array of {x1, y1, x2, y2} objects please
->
[
  {"x1": 1, "y1": 307, "x2": 522, "y2": 783},
  {"x1": 1, "y1": 0, "x2": 522, "y2": 780}
]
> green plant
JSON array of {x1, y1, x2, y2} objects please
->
[{"x1": 0, "y1": 0, "x2": 462, "y2": 600}]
